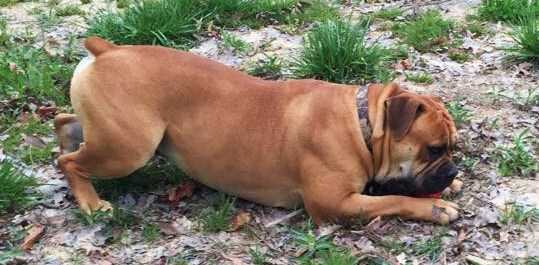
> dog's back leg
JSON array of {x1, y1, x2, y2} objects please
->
[
  {"x1": 54, "y1": 114, "x2": 83, "y2": 154},
  {"x1": 56, "y1": 112, "x2": 166, "y2": 213}
]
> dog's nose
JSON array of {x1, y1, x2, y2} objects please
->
[{"x1": 444, "y1": 162, "x2": 458, "y2": 179}]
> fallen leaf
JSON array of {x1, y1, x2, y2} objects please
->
[
  {"x1": 21, "y1": 224, "x2": 45, "y2": 251},
  {"x1": 36, "y1": 106, "x2": 57, "y2": 119},
  {"x1": 23, "y1": 135, "x2": 47, "y2": 149},
  {"x1": 167, "y1": 182, "x2": 195, "y2": 203},
  {"x1": 229, "y1": 211, "x2": 251, "y2": 231}
]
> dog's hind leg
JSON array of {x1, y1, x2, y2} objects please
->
[{"x1": 56, "y1": 115, "x2": 166, "y2": 213}]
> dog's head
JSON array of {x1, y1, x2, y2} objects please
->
[{"x1": 365, "y1": 83, "x2": 458, "y2": 196}]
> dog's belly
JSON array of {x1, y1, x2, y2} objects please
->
[{"x1": 158, "y1": 137, "x2": 303, "y2": 209}]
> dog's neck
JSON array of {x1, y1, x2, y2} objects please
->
[{"x1": 356, "y1": 85, "x2": 372, "y2": 150}]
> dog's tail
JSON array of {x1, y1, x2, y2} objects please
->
[{"x1": 85, "y1": 36, "x2": 116, "y2": 56}]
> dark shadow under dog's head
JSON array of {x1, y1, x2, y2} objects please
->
[{"x1": 364, "y1": 84, "x2": 458, "y2": 197}]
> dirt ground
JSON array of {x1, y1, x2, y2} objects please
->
[{"x1": 0, "y1": 0, "x2": 538, "y2": 264}]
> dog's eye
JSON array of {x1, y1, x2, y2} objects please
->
[{"x1": 427, "y1": 146, "x2": 445, "y2": 159}]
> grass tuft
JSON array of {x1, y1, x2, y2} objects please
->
[
  {"x1": 199, "y1": 193, "x2": 235, "y2": 233},
  {"x1": 405, "y1": 72, "x2": 433, "y2": 84},
  {"x1": 392, "y1": 10, "x2": 453, "y2": 52},
  {"x1": 87, "y1": 0, "x2": 201, "y2": 48},
  {"x1": 446, "y1": 101, "x2": 472, "y2": 127},
  {"x1": 478, "y1": 0, "x2": 539, "y2": 24},
  {"x1": 448, "y1": 49, "x2": 471, "y2": 63},
  {"x1": 506, "y1": 15, "x2": 539, "y2": 63},
  {"x1": 500, "y1": 203, "x2": 539, "y2": 225},
  {"x1": 55, "y1": 4, "x2": 85, "y2": 17},
  {"x1": 246, "y1": 54, "x2": 283, "y2": 79},
  {"x1": 0, "y1": 161, "x2": 39, "y2": 214},
  {"x1": 142, "y1": 222, "x2": 160, "y2": 242},
  {"x1": 371, "y1": 7, "x2": 403, "y2": 21},
  {"x1": 294, "y1": 18, "x2": 392, "y2": 84},
  {"x1": 495, "y1": 129, "x2": 537, "y2": 177},
  {"x1": 412, "y1": 234, "x2": 444, "y2": 262},
  {"x1": 221, "y1": 31, "x2": 250, "y2": 54}
]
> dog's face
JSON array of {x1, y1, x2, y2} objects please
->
[{"x1": 367, "y1": 92, "x2": 458, "y2": 196}]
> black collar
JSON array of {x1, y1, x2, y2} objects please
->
[{"x1": 356, "y1": 85, "x2": 372, "y2": 149}]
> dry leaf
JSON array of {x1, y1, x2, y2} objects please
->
[
  {"x1": 21, "y1": 224, "x2": 45, "y2": 251},
  {"x1": 229, "y1": 211, "x2": 251, "y2": 231},
  {"x1": 23, "y1": 135, "x2": 47, "y2": 149},
  {"x1": 37, "y1": 106, "x2": 58, "y2": 119},
  {"x1": 167, "y1": 182, "x2": 195, "y2": 203}
]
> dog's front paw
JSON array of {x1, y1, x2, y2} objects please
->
[{"x1": 431, "y1": 199, "x2": 459, "y2": 224}]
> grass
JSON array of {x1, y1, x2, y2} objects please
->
[
  {"x1": 392, "y1": 10, "x2": 454, "y2": 52},
  {"x1": 495, "y1": 129, "x2": 538, "y2": 177},
  {"x1": 317, "y1": 248, "x2": 358, "y2": 265},
  {"x1": 0, "y1": 161, "x2": 39, "y2": 214},
  {"x1": 199, "y1": 193, "x2": 235, "y2": 233},
  {"x1": 87, "y1": 0, "x2": 202, "y2": 48},
  {"x1": 511, "y1": 88, "x2": 539, "y2": 110},
  {"x1": 412, "y1": 235, "x2": 444, "y2": 262},
  {"x1": 0, "y1": 45, "x2": 74, "y2": 105},
  {"x1": 0, "y1": 16, "x2": 8, "y2": 46},
  {"x1": 142, "y1": 223, "x2": 160, "y2": 242},
  {"x1": 477, "y1": 0, "x2": 539, "y2": 24},
  {"x1": 500, "y1": 203, "x2": 539, "y2": 225},
  {"x1": 116, "y1": 0, "x2": 130, "y2": 8},
  {"x1": 0, "y1": 117, "x2": 56, "y2": 165},
  {"x1": 448, "y1": 49, "x2": 471, "y2": 63},
  {"x1": 246, "y1": 54, "x2": 283, "y2": 79},
  {"x1": 294, "y1": 18, "x2": 393, "y2": 84},
  {"x1": 506, "y1": 15, "x2": 539, "y2": 63},
  {"x1": 221, "y1": 31, "x2": 250, "y2": 54},
  {"x1": 203, "y1": 0, "x2": 338, "y2": 29},
  {"x1": 371, "y1": 7, "x2": 403, "y2": 21},
  {"x1": 87, "y1": 0, "x2": 338, "y2": 48},
  {"x1": 0, "y1": 0, "x2": 23, "y2": 7},
  {"x1": 249, "y1": 246, "x2": 267, "y2": 265},
  {"x1": 446, "y1": 101, "x2": 472, "y2": 127},
  {"x1": 55, "y1": 4, "x2": 85, "y2": 17},
  {"x1": 405, "y1": 72, "x2": 433, "y2": 84},
  {"x1": 74, "y1": 205, "x2": 137, "y2": 228}
]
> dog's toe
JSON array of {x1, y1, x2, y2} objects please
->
[{"x1": 432, "y1": 199, "x2": 459, "y2": 224}]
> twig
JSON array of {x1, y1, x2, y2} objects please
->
[{"x1": 264, "y1": 209, "x2": 303, "y2": 228}]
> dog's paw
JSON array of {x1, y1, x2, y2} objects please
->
[
  {"x1": 442, "y1": 179, "x2": 464, "y2": 197},
  {"x1": 431, "y1": 199, "x2": 459, "y2": 224},
  {"x1": 97, "y1": 200, "x2": 113, "y2": 212}
]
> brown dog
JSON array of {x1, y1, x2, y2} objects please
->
[{"x1": 55, "y1": 37, "x2": 461, "y2": 225}]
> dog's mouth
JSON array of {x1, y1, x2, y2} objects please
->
[{"x1": 364, "y1": 174, "x2": 454, "y2": 197}]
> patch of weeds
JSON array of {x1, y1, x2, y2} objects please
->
[
  {"x1": 0, "y1": 248, "x2": 24, "y2": 264},
  {"x1": 142, "y1": 222, "x2": 160, "y2": 242},
  {"x1": 500, "y1": 203, "x2": 539, "y2": 225},
  {"x1": 55, "y1": 4, "x2": 85, "y2": 17},
  {"x1": 0, "y1": 45, "x2": 73, "y2": 105},
  {"x1": 388, "y1": 45, "x2": 409, "y2": 60},
  {"x1": 0, "y1": 0, "x2": 24, "y2": 7},
  {"x1": 204, "y1": 0, "x2": 338, "y2": 30},
  {"x1": 463, "y1": 19, "x2": 491, "y2": 37},
  {"x1": 292, "y1": 221, "x2": 333, "y2": 260},
  {"x1": 446, "y1": 101, "x2": 472, "y2": 127},
  {"x1": 199, "y1": 193, "x2": 235, "y2": 232},
  {"x1": 378, "y1": 238, "x2": 406, "y2": 254},
  {"x1": 74, "y1": 206, "x2": 138, "y2": 228},
  {"x1": 411, "y1": 233, "x2": 444, "y2": 263},
  {"x1": 0, "y1": 117, "x2": 56, "y2": 165},
  {"x1": 221, "y1": 31, "x2": 250, "y2": 54},
  {"x1": 455, "y1": 154, "x2": 479, "y2": 172},
  {"x1": 0, "y1": 16, "x2": 9, "y2": 46},
  {"x1": 448, "y1": 49, "x2": 471, "y2": 63},
  {"x1": 94, "y1": 157, "x2": 187, "y2": 201},
  {"x1": 246, "y1": 54, "x2": 283, "y2": 79},
  {"x1": 316, "y1": 247, "x2": 358, "y2": 265},
  {"x1": 372, "y1": 7, "x2": 403, "y2": 21},
  {"x1": 477, "y1": 0, "x2": 539, "y2": 24},
  {"x1": 405, "y1": 72, "x2": 433, "y2": 84},
  {"x1": 495, "y1": 129, "x2": 538, "y2": 177},
  {"x1": 511, "y1": 88, "x2": 539, "y2": 110},
  {"x1": 506, "y1": 14, "x2": 539, "y2": 63},
  {"x1": 249, "y1": 246, "x2": 267, "y2": 265},
  {"x1": 87, "y1": 0, "x2": 202, "y2": 48},
  {"x1": 392, "y1": 10, "x2": 454, "y2": 52},
  {"x1": 80, "y1": 0, "x2": 91, "y2": 4},
  {"x1": 116, "y1": 0, "x2": 130, "y2": 8},
  {"x1": 35, "y1": 8, "x2": 62, "y2": 30},
  {"x1": 294, "y1": 18, "x2": 393, "y2": 84},
  {"x1": 0, "y1": 161, "x2": 39, "y2": 214},
  {"x1": 165, "y1": 254, "x2": 189, "y2": 265}
]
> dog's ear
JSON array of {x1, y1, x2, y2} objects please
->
[
  {"x1": 368, "y1": 82, "x2": 407, "y2": 139},
  {"x1": 386, "y1": 95, "x2": 424, "y2": 141}
]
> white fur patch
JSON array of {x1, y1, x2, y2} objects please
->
[{"x1": 73, "y1": 54, "x2": 95, "y2": 77}]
